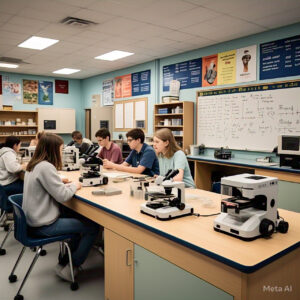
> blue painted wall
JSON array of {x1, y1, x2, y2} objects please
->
[{"x1": 81, "y1": 60, "x2": 158, "y2": 140}]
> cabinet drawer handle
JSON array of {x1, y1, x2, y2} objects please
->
[{"x1": 126, "y1": 249, "x2": 132, "y2": 266}]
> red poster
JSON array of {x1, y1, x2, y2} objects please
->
[
  {"x1": 0, "y1": 75, "x2": 2, "y2": 95},
  {"x1": 114, "y1": 74, "x2": 132, "y2": 98},
  {"x1": 55, "y1": 80, "x2": 69, "y2": 94},
  {"x1": 202, "y1": 54, "x2": 218, "y2": 87}
]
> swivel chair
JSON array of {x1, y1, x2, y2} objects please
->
[{"x1": 8, "y1": 194, "x2": 79, "y2": 300}]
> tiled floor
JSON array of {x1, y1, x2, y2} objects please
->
[{"x1": 0, "y1": 228, "x2": 104, "y2": 300}]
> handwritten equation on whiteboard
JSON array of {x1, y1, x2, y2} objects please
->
[{"x1": 197, "y1": 88, "x2": 300, "y2": 151}]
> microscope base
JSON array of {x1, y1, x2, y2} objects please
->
[
  {"x1": 214, "y1": 210, "x2": 275, "y2": 240},
  {"x1": 62, "y1": 166, "x2": 80, "y2": 171},
  {"x1": 140, "y1": 203, "x2": 193, "y2": 220},
  {"x1": 79, "y1": 176, "x2": 108, "y2": 187}
]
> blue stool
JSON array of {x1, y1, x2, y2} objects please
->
[
  {"x1": 8, "y1": 194, "x2": 79, "y2": 300},
  {"x1": 0, "y1": 185, "x2": 14, "y2": 255}
]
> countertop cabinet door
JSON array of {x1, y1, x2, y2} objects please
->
[
  {"x1": 104, "y1": 229, "x2": 134, "y2": 300},
  {"x1": 134, "y1": 244, "x2": 233, "y2": 300}
]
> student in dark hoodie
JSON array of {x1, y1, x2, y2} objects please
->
[{"x1": 0, "y1": 136, "x2": 25, "y2": 195}]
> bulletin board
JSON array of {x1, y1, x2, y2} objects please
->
[
  {"x1": 196, "y1": 80, "x2": 300, "y2": 152},
  {"x1": 114, "y1": 97, "x2": 148, "y2": 132}
]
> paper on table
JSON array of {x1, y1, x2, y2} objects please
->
[{"x1": 102, "y1": 172, "x2": 131, "y2": 179}]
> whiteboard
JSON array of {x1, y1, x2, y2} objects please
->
[{"x1": 197, "y1": 81, "x2": 300, "y2": 151}]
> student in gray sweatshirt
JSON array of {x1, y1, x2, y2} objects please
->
[
  {"x1": 0, "y1": 136, "x2": 24, "y2": 195},
  {"x1": 23, "y1": 133, "x2": 99, "y2": 282}
]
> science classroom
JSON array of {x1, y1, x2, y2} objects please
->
[{"x1": 0, "y1": 1, "x2": 299, "y2": 300}]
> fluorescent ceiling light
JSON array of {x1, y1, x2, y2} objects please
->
[
  {"x1": 95, "y1": 50, "x2": 134, "y2": 61},
  {"x1": 18, "y1": 36, "x2": 59, "y2": 50},
  {"x1": 53, "y1": 68, "x2": 80, "y2": 75},
  {"x1": 0, "y1": 62, "x2": 19, "y2": 68}
]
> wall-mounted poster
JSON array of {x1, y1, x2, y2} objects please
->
[
  {"x1": 38, "y1": 81, "x2": 53, "y2": 105},
  {"x1": 103, "y1": 79, "x2": 114, "y2": 106},
  {"x1": 23, "y1": 80, "x2": 38, "y2": 104},
  {"x1": 55, "y1": 80, "x2": 68, "y2": 94},
  {"x1": 202, "y1": 54, "x2": 218, "y2": 87},
  {"x1": 218, "y1": 50, "x2": 236, "y2": 85},
  {"x1": 163, "y1": 58, "x2": 202, "y2": 91},
  {"x1": 236, "y1": 45, "x2": 257, "y2": 83},
  {"x1": 260, "y1": 35, "x2": 300, "y2": 80},
  {"x1": 114, "y1": 74, "x2": 132, "y2": 98},
  {"x1": 3, "y1": 81, "x2": 21, "y2": 105},
  {"x1": 132, "y1": 70, "x2": 151, "y2": 96}
]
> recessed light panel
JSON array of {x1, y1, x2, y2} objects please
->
[
  {"x1": 53, "y1": 68, "x2": 80, "y2": 74},
  {"x1": 95, "y1": 50, "x2": 134, "y2": 61},
  {"x1": 18, "y1": 36, "x2": 59, "y2": 50},
  {"x1": 0, "y1": 63, "x2": 19, "y2": 68}
]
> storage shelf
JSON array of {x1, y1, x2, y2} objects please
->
[
  {"x1": 0, "y1": 125, "x2": 38, "y2": 127},
  {"x1": 155, "y1": 102, "x2": 183, "y2": 106},
  {"x1": 0, "y1": 110, "x2": 37, "y2": 113},
  {"x1": 154, "y1": 101, "x2": 194, "y2": 152},
  {"x1": 0, "y1": 110, "x2": 38, "y2": 143},
  {"x1": 0, "y1": 135, "x2": 36, "y2": 137},
  {"x1": 155, "y1": 113, "x2": 183, "y2": 116},
  {"x1": 155, "y1": 125, "x2": 183, "y2": 128}
]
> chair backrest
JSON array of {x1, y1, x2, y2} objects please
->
[
  {"x1": 8, "y1": 194, "x2": 28, "y2": 244},
  {"x1": 0, "y1": 184, "x2": 9, "y2": 210},
  {"x1": 212, "y1": 182, "x2": 221, "y2": 194}
]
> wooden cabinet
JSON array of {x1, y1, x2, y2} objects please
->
[
  {"x1": 105, "y1": 229, "x2": 133, "y2": 300},
  {"x1": 0, "y1": 110, "x2": 38, "y2": 143},
  {"x1": 154, "y1": 101, "x2": 194, "y2": 153}
]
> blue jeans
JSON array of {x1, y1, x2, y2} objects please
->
[
  {"x1": 29, "y1": 208, "x2": 99, "y2": 267},
  {"x1": 3, "y1": 179, "x2": 24, "y2": 196}
]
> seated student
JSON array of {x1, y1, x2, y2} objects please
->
[
  {"x1": 29, "y1": 131, "x2": 45, "y2": 147},
  {"x1": 0, "y1": 136, "x2": 25, "y2": 195},
  {"x1": 95, "y1": 128, "x2": 123, "y2": 164},
  {"x1": 71, "y1": 131, "x2": 93, "y2": 155},
  {"x1": 23, "y1": 133, "x2": 99, "y2": 281},
  {"x1": 153, "y1": 128, "x2": 195, "y2": 188},
  {"x1": 103, "y1": 128, "x2": 159, "y2": 177}
]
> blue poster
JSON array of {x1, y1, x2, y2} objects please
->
[
  {"x1": 38, "y1": 81, "x2": 53, "y2": 105},
  {"x1": 132, "y1": 70, "x2": 151, "y2": 96},
  {"x1": 163, "y1": 58, "x2": 202, "y2": 91},
  {"x1": 260, "y1": 35, "x2": 300, "y2": 80}
]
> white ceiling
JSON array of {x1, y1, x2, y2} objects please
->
[{"x1": 0, "y1": 0, "x2": 300, "y2": 79}]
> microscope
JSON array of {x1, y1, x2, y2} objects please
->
[
  {"x1": 79, "y1": 152, "x2": 108, "y2": 187},
  {"x1": 19, "y1": 146, "x2": 36, "y2": 162},
  {"x1": 214, "y1": 173, "x2": 289, "y2": 240},
  {"x1": 62, "y1": 146, "x2": 80, "y2": 171},
  {"x1": 140, "y1": 169, "x2": 194, "y2": 220}
]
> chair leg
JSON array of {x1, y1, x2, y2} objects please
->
[
  {"x1": 14, "y1": 247, "x2": 42, "y2": 299},
  {"x1": 64, "y1": 242, "x2": 75, "y2": 283},
  {"x1": 0, "y1": 210, "x2": 6, "y2": 226},
  {"x1": 0, "y1": 223, "x2": 14, "y2": 255},
  {"x1": 64, "y1": 242, "x2": 79, "y2": 291},
  {"x1": 9, "y1": 246, "x2": 26, "y2": 282}
]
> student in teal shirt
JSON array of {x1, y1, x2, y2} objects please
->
[{"x1": 153, "y1": 128, "x2": 195, "y2": 188}]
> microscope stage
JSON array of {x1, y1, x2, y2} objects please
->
[{"x1": 140, "y1": 203, "x2": 193, "y2": 220}]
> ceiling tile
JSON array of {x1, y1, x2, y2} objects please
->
[{"x1": 90, "y1": 17, "x2": 147, "y2": 35}]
